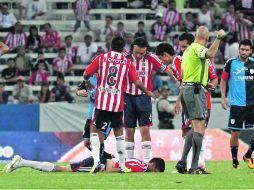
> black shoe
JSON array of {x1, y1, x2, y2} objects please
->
[
  {"x1": 102, "y1": 151, "x2": 115, "y2": 159},
  {"x1": 233, "y1": 159, "x2": 239, "y2": 169},
  {"x1": 175, "y1": 160, "x2": 187, "y2": 174},
  {"x1": 188, "y1": 167, "x2": 211, "y2": 174}
]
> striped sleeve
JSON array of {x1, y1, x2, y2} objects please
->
[{"x1": 150, "y1": 54, "x2": 168, "y2": 72}]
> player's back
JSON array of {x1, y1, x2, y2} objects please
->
[
  {"x1": 95, "y1": 51, "x2": 132, "y2": 112},
  {"x1": 125, "y1": 158, "x2": 147, "y2": 172}
]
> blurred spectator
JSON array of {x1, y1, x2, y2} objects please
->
[
  {"x1": 33, "y1": 51, "x2": 52, "y2": 75},
  {"x1": 15, "y1": 46, "x2": 32, "y2": 76},
  {"x1": 134, "y1": 21, "x2": 147, "y2": 40},
  {"x1": 152, "y1": 70, "x2": 163, "y2": 98},
  {"x1": 129, "y1": 0, "x2": 144, "y2": 8},
  {"x1": 90, "y1": 0, "x2": 107, "y2": 9},
  {"x1": 101, "y1": 35, "x2": 112, "y2": 52},
  {"x1": 207, "y1": 43, "x2": 224, "y2": 65},
  {"x1": 4, "y1": 22, "x2": 27, "y2": 52},
  {"x1": 207, "y1": 0, "x2": 222, "y2": 19},
  {"x1": 26, "y1": 25, "x2": 42, "y2": 52},
  {"x1": 51, "y1": 74, "x2": 74, "y2": 103},
  {"x1": 93, "y1": 46, "x2": 105, "y2": 58},
  {"x1": 19, "y1": 0, "x2": 47, "y2": 20},
  {"x1": 64, "y1": 35, "x2": 78, "y2": 62},
  {"x1": 156, "y1": 85, "x2": 175, "y2": 129},
  {"x1": 197, "y1": 3, "x2": 214, "y2": 30},
  {"x1": 95, "y1": 15, "x2": 116, "y2": 42},
  {"x1": 38, "y1": 83, "x2": 55, "y2": 103},
  {"x1": 230, "y1": 0, "x2": 254, "y2": 22},
  {"x1": 151, "y1": 0, "x2": 168, "y2": 12},
  {"x1": 181, "y1": 11, "x2": 196, "y2": 31},
  {"x1": 221, "y1": 3, "x2": 235, "y2": 31},
  {"x1": 1, "y1": 58, "x2": 20, "y2": 85},
  {"x1": 172, "y1": 34, "x2": 181, "y2": 55},
  {"x1": 29, "y1": 60, "x2": 49, "y2": 85},
  {"x1": 13, "y1": 76, "x2": 35, "y2": 103},
  {"x1": 229, "y1": 10, "x2": 253, "y2": 41},
  {"x1": 76, "y1": 34, "x2": 97, "y2": 65},
  {"x1": 73, "y1": 0, "x2": 91, "y2": 33},
  {"x1": 41, "y1": 23, "x2": 61, "y2": 52},
  {"x1": 0, "y1": 3, "x2": 17, "y2": 32},
  {"x1": 151, "y1": 12, "x2": 170, "y2": 42},
  {"x1": 0, "y1": 81, "x2": 8, "y2": 104},
  {"x1": 124, "y1": 33, "x2": 134, "y2": 52},
  {"x1": 185, "y1": 0, "x2": 206, "y2": 8},
  {"x1": 162, "y1": 0, "x2": 182, "y2": 29},
  {"x1": 52, "y1": 48, "x2": 73, "y2": 76},
  {"x1": 113, "y1": 22, "x2": 128, "y2": 39},
  {"x1": 224, "y1": 32, "x2": 239, "y2": 60}
]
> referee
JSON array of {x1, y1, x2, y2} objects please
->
[{"x1": 175, "y1": 26, "x2": 225, "y2": 174}]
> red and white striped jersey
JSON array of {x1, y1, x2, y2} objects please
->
[
  {"x1": 171, "y1": 55, "x2": 182, "y2": 81},
  {"x1": 162, "y1": 10, "x2": 182, "y2": 28},
  {"x1": 85, "y1": 51, "x2": 139, "y2": 112},
  {"x1": 4, "y1": 32, "x2": 27, "y2": 51},
  {"x1": 150, "y1": 22, "x2": 170, "y2": 41},
  {"x1": 72, "y1": 0, "x2": 91, "y2": 21},
  {"x1": 125, "y1": 52, "x2": 168, "y2": 95},
  {"x1": 229, "y1": 19, "x2": 252, "y2": 41},
  {"x1": 114, "y1": 158, "x2": 148, "y2": 172}
]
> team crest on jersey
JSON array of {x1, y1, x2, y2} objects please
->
[
  {"x1": 231, "y1": 119, "x2": 235, "y2": 124},
  {"x1": 250, "y1": 69, "x2": 254, "y2": 74}
]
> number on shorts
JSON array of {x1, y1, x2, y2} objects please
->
[
  {"x1": 101, "y1": 122, "x2": 107, "y2": 130},
  {"x1": 106, "y1": 66, "x2": 118, "y2": 86}
]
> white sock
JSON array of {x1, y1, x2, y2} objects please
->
[
  {"x1": 142, "y1": 141, "x2": 151, "y2": 164},
  {"x1": 90, "y1": 133, "x2": 100, "y2": 164},
  {"x1": 199, "y1": 137, "x2": 206, "y2": 168},
  {"x1": 126, "y1": 142, "x2": 135, "y2": 159},
  {"x1": 116, "y1": 135, "x2": 126, "y2": 169},
  {"x1": 186, "y1": 139, "x2": 192, "y2": 171},
  {"x1": 20, "y1": 159, "x2": 55, "y2": 172}
]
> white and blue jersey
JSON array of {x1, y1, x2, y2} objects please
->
[
  {"x1": 87, "y1": 76, "x2": 97, "y2": 119},
  {"x1": 222, "y1": 57, "x2": 254, "y2": 106}
]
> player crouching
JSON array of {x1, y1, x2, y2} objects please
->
[{"x1": 4, "y1": 155, "x2": 165, "y2": 173}]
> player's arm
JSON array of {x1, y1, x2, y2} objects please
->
[
  {"x1": 0, "y1": 41, "x2": 9, "y2": 54},
  {"x1": 207, "y1": 60, "x2": 218, "y2": 89},
  {"x1": 164, "y1": 68, "x2": 177, "y2": 84},
  {"x1": 220, "y1": 60, "x2": 231, "y2": 110},
  {"x1": 76, "y1": 80, "x2": 89, "y2": 97},
  {"x1": 83, "y1": 56, "x2": 100, "y2": 90},
  {"x1": 205, "y1": 29, "x2": 225, "y2": 58}
]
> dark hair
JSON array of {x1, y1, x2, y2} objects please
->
[
  {"x1": 27, "y1": 25, "x2": 41, "y2": 49},
  {"x1": 179, "y1": 33, "x2": 195, "y2": 45},
  {"x1": 186, "y1": 11, "x2": 193, "y2": 16},
  {"x1": 138, "y1": 21, "x2": 145, "y2": 26},
  {"x1": 111, "y1": 36, "x2": 125, "y2": 52},
  {"x1": 57, "y1": 73, "x2": 65, "y2": 80},
  {"x1": 149, "y1": 157, "x2": 165, "y2": 172},
  {"x1": 117, "y1": 22, "x2": 124, "y2": 27},
  {"x1": 7, "y1": 58, "x2": 15, "y2": 63},
  {"x1": 105, "y1": 15, "x2": 113, "y2": 21},
  {"x1": 59, "y1": 47, "x2": 66, "y2": 52},
  {"x1": 44, "y1": 23, "x2": 51, "y2": 28},
  {"x1": 156, "y1": 43, "x2": 175, "y2": 56},
  {"x1": 65, "y1": 35, "x2": 73, "y2": 41},
  {"x1": 1, "y1": 3, "x2": 8, "y2": 7},
  {"x1": 84, "y1": 34, "x2": 92, "y2": 40},
  {"x1": 239, "y1": 39, "x2": 253, "y2": 49},
  {"x1": 40, "y1": 83, "x2": 50, "y2": 103},
  {"x1": 131, "y1": 37, "x2": 150, "y2": 52},
  {"x1": 34, "y1": 60, "x2": 48, "y2": 71}
]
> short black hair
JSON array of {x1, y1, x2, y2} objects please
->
[
  {"x1": 149, "y1": 157, "x2": 165, "y2": 172},
  {"x1": 44, "y1": 22, "x2": 51, "y2": 28},
  {"x1": 239, "y1": 39, "x2": 253, "y2": 49},
  {"x1": 117, "y1": 22, "x2": 124, "y2": 26},
  {"x1": 59, "y1": 47, "x2": 66, "y2": 52},
  {"x1": 84, "y1": 34, "x2": 92, "y2": 40},
  {"x1": 105, "y1": 15, "x2": 113, "y2": 21},
  {"x1": 7, "y1": 58, "x2": 15, "y2": 63},
  {"x1": 156, "y1": 43, "x2": 174, "y2": 56},
  {"x1": 65, "y1": 35, "x2": 73, "y2": 41},
  {"x1": 179, "y1": 33, "x2": 195, "y2": 45},
  {"x1": 138, "y1": 21, "x2": 145, "y2": 26},
  {"x1": 57, "y1": 73, "x2": 64, "y2": 80},
  {"x1": 111, "y1": 36, "x2": 125, "y2": 52},
  {"x1": 131, "y1": 37, "x2": 150, "y2": 51}
]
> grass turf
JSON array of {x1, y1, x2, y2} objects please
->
[{"x1": 0, "y1": 161, "x2": 253, "y2": 190}]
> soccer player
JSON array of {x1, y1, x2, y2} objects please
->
[
  {"x1": 124, "y1": 37, "x2": 176, "y2": 164},
  {"x1": 5, "y1": 155, "x2": 165, "y2": 173},
  {"x1": 76, "y1": 75, "x2": 113, "y2": 159},
  {"x1": 220, "y1": 39, "x2": 254, "y2": 169},
  {"x1": 173, "y1": 27, "x2": 225, "y2": 174},
  {"x1": 83, "y1": 36, "x2": 156, "y2": 173},
  {"x1": 156, "y1": 33, "x2": 218, "y2": 171}
]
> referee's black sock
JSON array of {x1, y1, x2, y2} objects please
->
[
  {"x1": 231, "y1": 146, "x2": 238, "y2": 163},
  {"x1": 191, "y1": 132, "x2": 203, "y2": 170},
  {"x1": 181, "y1": 130, "x2": 193, "y2": 162},
  {"x1": 245, "y1": 139, "x2": 254, "y2": 158}
]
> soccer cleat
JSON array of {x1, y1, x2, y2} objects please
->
[
  {"x1": 243, "y1": 156, "x2": 254, "y2": 169},
  {"x1": 188, "y1": 167, "x2": 211, "y2": 174},
  {"x1": 232, "y1": 160, "x2": 239, "y2": 169},
  {"x1": 175, "y1": 160, "x2": 187, "y2": 174},
  {"x1": 4, "y1": 155, "x2": 22, "y2": 173},
  {"x1": 89, "y1": 162, "x2": 105, "y2": 174},
  {"x1": 119, "y1": 167, "x2": 131, "y2": 173}
]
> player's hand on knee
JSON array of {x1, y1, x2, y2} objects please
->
[
  {"x1": 147, "y1": 91, "x2": 157, "y2": 99},
  {"x1": 221, "y1": 97, "x2": 228, "y2": 110},
  {"x1": 76, "y1": 89, "x2": 89, "y2": 97}
]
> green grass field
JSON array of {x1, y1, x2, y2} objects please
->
[{"x1": 0, "y1": 161, "x2": 253, "y2": 190}]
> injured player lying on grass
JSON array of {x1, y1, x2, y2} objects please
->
[{"x1": 4, "y1": 155, "x2": 165, "y2": 173}]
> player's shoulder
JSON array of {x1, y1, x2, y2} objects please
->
[
  {"x1": 173, "y1": 55, "x2": 182, "y2": 63},
  {"x1": 147, "y1": 52, "x2": 161, "y2": 62},
  {"x1": 248, "y1": 57, "x2": 254, "y2": 63},
  {"x1": 123, "y1": 51, "x2": 131, "y2": 58},
  {"x1": 226, "y1": 57, "x2": 238, "y2": 64}
]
